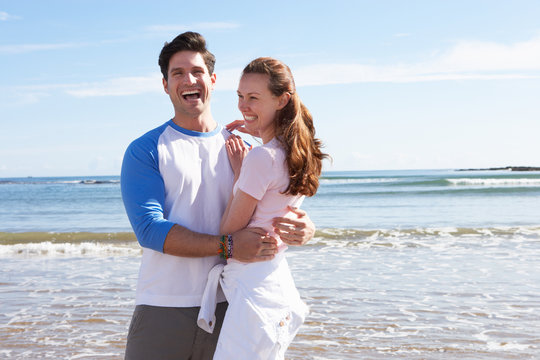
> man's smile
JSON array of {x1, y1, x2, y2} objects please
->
[{"x1": 181, "y1": 89, "x2": 201, "y2": 101}]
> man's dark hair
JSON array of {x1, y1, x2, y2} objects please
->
[{"x1": 158, "y1": 31, "x2": 216, "y2": 80}]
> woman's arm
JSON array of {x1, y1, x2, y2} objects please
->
[
  {"x1": 220, "y1": 134, "x2": 256, "y2": 234},
  {"x1": 220, "y1": 189, "x2": 259, "y2": 235}
]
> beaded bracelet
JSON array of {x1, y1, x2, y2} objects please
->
[
  {"x1": 218, "y1": 235, "x2": 233, "y2": 260},
  {"x1": 226, "y1": 234, "x2": 233, "y2": 259},
  {"x1": 218, "y1": 236, "x2": 228, "y2": 259}
]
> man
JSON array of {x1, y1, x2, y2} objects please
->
[{"x1": 121, "y1": 31, "x2": 315, "y2": 360}]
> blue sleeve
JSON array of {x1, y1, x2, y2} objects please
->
[{"x1": 120, "y1": 130, "x2": 175, "y2": 252}]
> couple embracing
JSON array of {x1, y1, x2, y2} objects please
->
[{"x1": 121, "y1": 31, "x2": 328, "y2": 360}]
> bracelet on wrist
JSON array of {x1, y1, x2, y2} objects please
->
[
  {"x1": 227, "y1": 234, "x2": 233, "y2": 259},
  {"x1": 218, "y1": 235, "x2": 233, "y2": 260}
]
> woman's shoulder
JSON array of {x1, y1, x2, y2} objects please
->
[
  {"x1": 255, "y1": 138, "x2": 286, "y2": 158},
  {"x1": 247, "y1": 140, "x2": 278, "y2": 160},
  {"x1": 243, "y1": 147, "x2": 273, "y2": 173}
]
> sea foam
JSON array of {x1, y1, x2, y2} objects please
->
[
  {"x1": 447, "y1": 178, "x2": 540, "y2": 186},
  {"x1": 0, "y1": 241, "x2": 140, "y2": 257}
]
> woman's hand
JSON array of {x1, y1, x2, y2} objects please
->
[
  {"x1": 272, "y1": 206, "x2": 316, "y2": 246},
  {"x1": 226, "y1": 120, "x2": 260, "y2": 138},
  {"x1": 225, "y1": 134, "x2": 249, "y2": 178}
]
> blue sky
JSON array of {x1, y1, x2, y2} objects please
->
[{"x1": 1, "y1": 0, "x2": 539, "y2": 177}]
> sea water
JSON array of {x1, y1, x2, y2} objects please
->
[{"x1": 1, "y1": 170, "x2": 539, "y2": 359}]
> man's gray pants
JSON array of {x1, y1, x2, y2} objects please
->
[{"x1": 124, "y1": 302, "x2": 227, "y2": 360}]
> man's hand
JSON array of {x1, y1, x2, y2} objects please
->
[
  {"x1": 272, "y1": 206, "x2": 315, "y2": 246},
  {"x1": 231, "y1": 227, "x2": 278, "y2": 262}
]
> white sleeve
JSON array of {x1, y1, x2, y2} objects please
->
[{"x1": 235, "y1": 147, "x2": 274, "y2": 201}]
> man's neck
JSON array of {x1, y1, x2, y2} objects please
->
[{"x1": 172, "y1": 114, "x2": 217, "y2": 133}]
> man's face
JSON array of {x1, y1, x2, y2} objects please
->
[{"x1": 163, "y1": 51, "x2": 216, "y2": 119}]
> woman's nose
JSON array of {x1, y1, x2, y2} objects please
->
[{"x1": 238, "y1": 99, "x2": 248, "y2": 111}]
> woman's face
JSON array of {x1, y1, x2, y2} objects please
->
[{"x1": 237, "y1": 73, "x2": 284, "y2": 143}]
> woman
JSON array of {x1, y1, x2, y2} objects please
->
[{"x1": 199, "y1": 57, "x2": 328, "y2": 359}]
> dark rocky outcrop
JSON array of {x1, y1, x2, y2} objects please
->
[{"x1": 457, "y1": 166, "x2": 540, "y2": 172}]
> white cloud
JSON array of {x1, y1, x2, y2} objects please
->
[
  {"x1": 0, "y1": 42, "x2": 83, "y2": 54},
  {"x1": 65, "y1": 74, "x2": 163, "y2": 97},
  {"x1": 433, "y1": 37, "x2": 540, "y2": 72},
  {"x1": 0, "y1": 83, "x2": 71, "y2": 106},
  {"x1": 293, "y1": 36, "x2": 540, "y2": 86},
  {"x1": 7, "y1": 36, "x2": 540, "y2": 102},
  {"x1": 61, "y1": 67, "x2": 241, "y2": 98},
  {"x1": 62, "y1": 67, "x2": 242, "y2": 98},
  {"x1": 0, "y1": 21, "x2": 240, "y2": 54},
  {"x1": 65, "y1": 34, "x2": 540, "y2": 96},
  {"x1": 2, "y1": 75, "x2": 162, "y2": 102},
  {"x1": 0, "y1": 11, "x2": 20, "y2": 21}
]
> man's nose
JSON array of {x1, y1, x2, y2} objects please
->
[{"x1": 183, "y1": 73, "x2": 197, "y2": 85}]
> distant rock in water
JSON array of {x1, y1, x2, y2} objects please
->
[{"x1": 457, "y1": 166, "x2": 540, "y2": 172}]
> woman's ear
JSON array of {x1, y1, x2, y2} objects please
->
[{"x1": 277, "y1": 92, "x2": 291, "y2": 110}]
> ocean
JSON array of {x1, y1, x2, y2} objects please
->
[{"x1": 1, "y1": 169, "x2": 539, "y2": 359}]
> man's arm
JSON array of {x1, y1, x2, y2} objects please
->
[
  {"x1": 161, "y1": 224, "x2": 220, "y2": 257},
  {"x1": 163, "y1": 224, "x2": 278, "y2": 261},
  {"x1": 120, "y1": 136, "x2": 175, "y2": 252}
]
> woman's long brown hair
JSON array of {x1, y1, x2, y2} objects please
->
[{"x1": 242, "y1": 57, "x2": 329, "y2": 196}]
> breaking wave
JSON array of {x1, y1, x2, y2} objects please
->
[{"x1": 2, "y1": 226, "x2": 539, "y2": 257}]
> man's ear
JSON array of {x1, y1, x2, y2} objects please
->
[
  {"x1": 210, "y1": 72, "x2": 217, "y2": 91},
  {"x1": 277, "y1": 93, "x2": 291, "y2": 110},
  {"x1": 162, "y1": 77, "x2": 169, "y2": 94}
]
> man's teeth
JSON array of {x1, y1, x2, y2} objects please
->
[{"x1": 182, "y1": 90, "x2": 200, "y2": 99}]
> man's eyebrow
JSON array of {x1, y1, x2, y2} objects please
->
[{"x1": 171, "y1": 65, "x2": 205, "y2": 73}]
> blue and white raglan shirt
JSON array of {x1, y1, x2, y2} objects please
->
[{"x1": 121, "y1": 119, "x2": 233, "y2": 307}]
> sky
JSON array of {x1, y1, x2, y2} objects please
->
[{"x1": 1, "y1": 0, "x2": 540, "y2": 177}]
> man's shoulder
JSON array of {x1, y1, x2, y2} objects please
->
[
  {"x1": 138, "y1": 121, "x2": 171, "y2": 141},
  {"x1": 129, "y1": 121, "x2": 171, "y2": 149}
]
